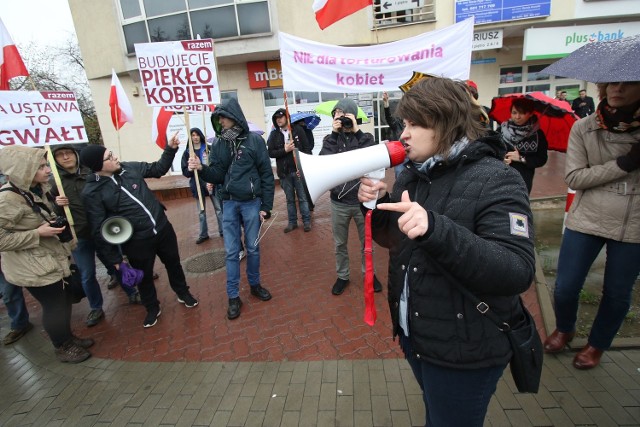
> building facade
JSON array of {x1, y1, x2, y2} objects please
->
[{"x1": 68, "y1": 0, "x2": 640, "y2": 167}]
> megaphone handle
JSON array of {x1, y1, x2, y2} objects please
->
[{"x1": 363, "y1": 168, "x2": 385, "y2": 210}]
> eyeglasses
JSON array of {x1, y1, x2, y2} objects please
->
[
  {"x1": 54, "y1": 149, "x2": 74, "y2": 158},
  {"x1": 103, "y1": 151, "x2": 114, "y2": 162}
]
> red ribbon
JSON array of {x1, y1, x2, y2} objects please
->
[{"x1": 364, "y1": 209, "x2": 376, "y2": 326}]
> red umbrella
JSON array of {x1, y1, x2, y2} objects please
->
[{"x1": 489, "y1": 92, "x2": 579, "y2": 152}]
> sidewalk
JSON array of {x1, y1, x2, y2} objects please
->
[{"x1": 2, "y1": 153, "x2": 640, "y2": 426}]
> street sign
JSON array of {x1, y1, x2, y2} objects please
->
[{"x1": 379, "y1": 0, "x2": 422, "y2": 15}]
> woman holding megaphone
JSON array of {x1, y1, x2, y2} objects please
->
[{"x1": 358, "y1": 77, "x2": 536, "y2": 426}]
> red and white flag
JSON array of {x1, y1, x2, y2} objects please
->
[
  {"x1": 312, "y1": 0, "x2": 372, "y2": 30},
  {"x1": 151, "y1": 107, "x2": 173, "y2": 149},
  {"x1": 0, "y1": 17, "x2": 29, "y2": 90},
  {"x1": 109, "y1": 69, "x2": 134, "y2": 130}
]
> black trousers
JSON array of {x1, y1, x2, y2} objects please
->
[
  {"x1": 26, "y1": 281, "x2": 73, "y2": 348},
  {"x1": 122, "y1": 222, "x2": 190, "y2": 311}
]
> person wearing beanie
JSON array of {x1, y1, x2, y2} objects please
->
[
  {"x1": 50, "y1": 145, "x2": 141, "y2": 318},
  {"x1": 267, "y1": 108, "x2": 312, "y2": 233},
  {"x1": 319, "y1": 98, "x2": 383, "y2": 296},
  {"x1": 80, "y1": 137, "x2": 199, "y2": 328},
  {"x1": 188, "y1": 97, "x2": 274, "y2": 320}
]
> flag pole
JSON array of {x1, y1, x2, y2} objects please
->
[{"x1": 184, "y1": 106, "x2": 204, "y2": 211}]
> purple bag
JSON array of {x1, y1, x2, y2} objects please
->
[{"x1": 119, "y1": 262, "x2": 144, "y2": 288}]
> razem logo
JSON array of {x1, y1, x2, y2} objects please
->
[{"x1": 247, "y1": 61, "x2": 283, "y2": 89}]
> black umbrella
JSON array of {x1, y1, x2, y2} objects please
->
[{"x1": 541, "y1": 34, "x2": 640, "y2": 83}]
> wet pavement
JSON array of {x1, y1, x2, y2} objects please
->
[{"x1": 2, "y1": 150, "x2": 640, "y2": 426}]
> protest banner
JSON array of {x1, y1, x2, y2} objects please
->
[
  {"x1": 0, "y1": 91, "x2": 87, "y2": 147},
  {"x1": 135, "y1": 39, "x2": 221, "y2": 107},
  {"x1": 279, "y1": 18, "x2": 474, "y2": 92}
]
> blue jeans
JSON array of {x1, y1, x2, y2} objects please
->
[
  {"x1": 554, "y1": 228, "x2": 640, "y2": 349},
  {"x1": 0, "y1": 271, "x2": 29, "y2": 330},
  {"x1": 281, "y1": 172, "x2": 310, "y2": 226},
  {"x1": 400, "y1": 335, "x2": 505, "y2": 427},
  {"x1": 197, "y1": 193, "x2": 218, "y2": 239},
  {"x1": 222, "y1": 198, "x2": 262, "y2": 298},
  {"x1": 72, "y1": 238, "x2": 103, "y2": 311}
]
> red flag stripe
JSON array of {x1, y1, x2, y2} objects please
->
[
  {"x1": 313, "y1": 0, "x2": 372, "y2": 30},
  {"x1": 0, "y1": 18, "x2": 29, "y2": 90}
]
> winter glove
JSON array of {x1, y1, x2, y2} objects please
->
[{"x1": 616, "y1": 143, "x2": 640, "y2": 172}]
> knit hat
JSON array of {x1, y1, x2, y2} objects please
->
[
  {"x1": 466, "y1": 80, "x2": 478, "y2": 91},
  {"x1": 79, "y1": 145, "x2": 107, "y2": 172},
  {"x1": 331, "y1": 98, "x2": 358, "y2": 118}
]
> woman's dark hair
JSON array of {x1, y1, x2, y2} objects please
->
[
  {"x1": 396, "y1": 77, "x2": 486, "y2": 157},
  {"x1": 511, "y1": 98, "x2": 535, "y2": 114}
]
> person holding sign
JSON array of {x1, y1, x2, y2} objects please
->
[
  {"x1": 181, "y1": 127, "x2": 219, "y2": 244},
  {"x1": 0, "y1": 146, "x2": 94, "y2": 364},
  {"x1": 357, "y1": 77, "x2": 536, "y2": 426},
  {"x1": 80, "y1": 138, "x2": 199, "y2": 328},
  {"x1": 188, "y1": 98, "x2": 274, "y2": 320}
]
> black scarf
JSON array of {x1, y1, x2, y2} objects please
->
[
  {"x1": 500, "y1": 115, "x2": 540, "y2": 151},
  {"x1": 220, "y1": 125, "x2": 243, "y2": 144},
  {"x1": 595, "y1": 99, "x2": 640, "y2": 133}
]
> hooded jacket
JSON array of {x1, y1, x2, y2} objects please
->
[
  {"x1": 267, "y1": 108, "x2": 311, "y2": 178},
  {"x1": 319, "y1": 98, "x2": 375, "y2": 205},
  {"x1": 49, "y1": 144, "x2": 94, "y2": 239},
  {"x1": 0, "y1": 146, "x2": 72, "y2": 287},
  {"x1": 368, "y1": 135, "x2": 536, "y2": 369},
  {"x1": 81, "y1": 144, "x2": 179, "y2": 266},
  {"x1": 564, "y1": 113, "x2": 640, "y2": 243},
  {"x1": 199, "y1": 98, "x2": 274, "y2": 213},
  {"x1": 180, "y1": 128, "x2": 210, "y2": 199}
]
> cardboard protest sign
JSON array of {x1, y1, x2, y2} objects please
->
[
  {"x1": 135, "y1": 39, "x2": 221, "y2": 107},
  {"x1": 279, "y1": 18, "x2": 474, "y2": 92},
  {"x1": 0, "y1": 91, "x2": 87, "y2": 147}
]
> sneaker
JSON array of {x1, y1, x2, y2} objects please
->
[
  {"x1": 303, "y1": 224, "x2": 311, "y2": 232},
  {"x1": 250, "y1": 284, "x2": 272, "y2": 301},
  {"x1": 227, "y1": 297, "x2": 242, "y2": 320},
  {"x1": 196, "y1": 236, "x2": 210, "y2": 244},
  {"x1": 239, "y1": 250, "x2": 246, "y2": 261},
  {"x1": 71, "y1": 335, "x2": 95, "y2": 349},
  {"x1": 86, "y1": 308, "x2": 105, "y2": 327},
  {"x1": 373, "y1": 275, "x2": 383, "y2": 293},
  {"x1": 107, "y1": 274, "x2": 120, "y2": 289},
  {"x1": 284, "y1": 224, "x2": 298, "y2": 233},
  {"x1": 177, "y1": 292, "x2": 199, "y2": 308},
  {"x1": 128, "y1": 291, "x2": 142, "y2": 304},
  {"x1": 143, "y1": 307, "x2": 162, "y2": 328},
  {"x1": 3, "y1": 322, "x2": 34, "y2": 345},
  {"x1": 332, "y1": 278, "x2": 350, "y2": 295},
  {"x1": 55, "y1": 340, "x2": 91, "y2": 364}
]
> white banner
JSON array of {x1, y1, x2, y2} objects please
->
[
  {"x1": 279, "y1": 18, "x2": 474, "y2": 92},
  {"x1": 0, "y1": 91, "x2": 87, "y2": 147},
  {"x1": 135, "y1": 39, "x2": 221, "y2": 107}
]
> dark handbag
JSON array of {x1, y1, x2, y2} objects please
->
[
  {"x1": 62, "y1": 264, "x2": 86, "y2": 304},
  {"x1": 432, "y1": 263, "x2": 543, "y2": 393}
]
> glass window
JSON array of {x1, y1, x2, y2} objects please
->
[
  {"x1": 120, "y1": 0, "x2": 141, "y2": 19},
  {"x1": 498, "y1": 86, "x2": 523, "y2": 96},
  {"x1": 293, "y1": 91, "x2": 319, "y2": 104},
  {"x1": 194, "y1": 6, "x2": 238, "y2": 39},
  {"x1": 263, "y1": 88, "x2": 284, "y2": 107},
  {"x1": 143, "y1": 0, "x2": 186, "y2": 17},
  {"x1": 189, "y1": 0, "x2": 231, "y2": 8},
  {"x1": 123, "y1": 22, "x2": 149, "y2": 54},
  {"x1": 500, "y1": 67, "x2": 522, "y2": 84},
  {"x1": 527, "y1": 64, "x2": 550, "y2": 82},
  {"x1": 238, "y1": 2, "x2": 270, "y2": 35},
  {"x1": 220, "y1": 91, "x2": 237, "y2": 102},
  {"x1": 526, "y1": 84, "x2": 550, "y2": 94},
  {"x1": 321, "y1": 92, "x2": 346, "y2": 101},
  {"x1": 148, "y1": 13, "x2": 191, "y2": 42}
]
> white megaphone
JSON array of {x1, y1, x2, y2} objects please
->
[
  {"x1": 294, "y1": 140, "x2": 406, "y2": 205},
  {"x1": 100, "y1": 216, "x2": 133, "y2": 245}
]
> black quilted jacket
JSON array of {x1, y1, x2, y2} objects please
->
[{"x1": 369, "y1": 134, "x2": 536, "y2": 369}]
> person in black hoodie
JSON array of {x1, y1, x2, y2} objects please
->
[
  {"x1": 358, "y1": 77, "x2": 536, "y2": 427},
  {"x1": 320, "y1": 98, "x2": 383, "y2": 295},
  {"x1": 80, "y1": 138, "x2": 199, "y2": 329},
  {"x1": 267, "y1": 108, "x2": 312, "y2": 233}
]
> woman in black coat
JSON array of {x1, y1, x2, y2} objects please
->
[{"x1": 358, "y1": 77, "x2": 536, "y2": 426}]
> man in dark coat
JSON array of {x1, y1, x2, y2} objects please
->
[{"x1": 571, "y1": 89, "x2": 595, "y2": 118}]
